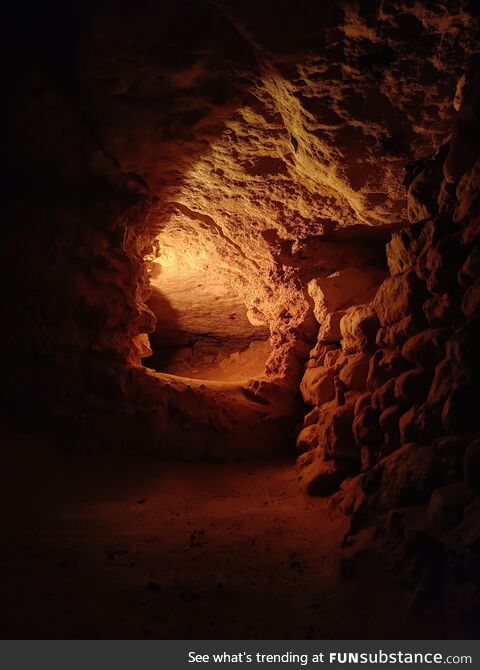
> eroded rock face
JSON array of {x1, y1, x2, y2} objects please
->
[
  {"x1": 297, "y1": 62, "x2": 480, "y2": 618},
  {"x1": 2, "y1": 0, "x2": 480, "y2": 627},
  {"x1": 3, "y1": 0, "x2": 479, "y2": 473}
]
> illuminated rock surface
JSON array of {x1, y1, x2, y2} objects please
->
[{"x1": 2, "y1": 1, "x2": 480, "y2": 635}]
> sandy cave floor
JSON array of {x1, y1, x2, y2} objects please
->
[{"x1": 0, "y1": 430, "x2": 474, "y2": 640}]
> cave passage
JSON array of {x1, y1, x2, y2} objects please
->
[
  {"x1": 143, "y1": 238, "x2": 272, "y2": 382},
  {"x1": 3, "y1": 0, "x2": 480, "y2": 642}
]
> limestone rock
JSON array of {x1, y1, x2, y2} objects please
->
[
  {"x1": 379, "y1": 404, "x2": 403, "y2": 434},
  {"x1": 308, "y1": 342, "x2": 337, "y2": 367},
  {"x1": 308, "y1": 267, "x2": 385, "y2": 324},
  {"x1": 381, "y1": 431, "x2": 401, "y2": 457},
  {"x1": 417, "y1": 231, "x2": 470, "y2": 294},
  {"x1": 323, "y1": 348, "x2": 345, "y2": 369},
  {"x1": 418, "y1": 216, "x2": 457, "y2": 250},
  {"x1": 345, "y1": 390, "x2": 361, "y2": 409},
  {"x1": 437, "y1": 179, "x2": 457, "y2": 216},
  {"x1": 371, "y1": 378, "x2": 397, "y2": 412},
  {"x1": 367, "y1": 350, "x2": 409, "y2": 391},
  {"x1": 426, "y1": 482, "x2": 473, "y2": 531},
  {"x1": 298, "y1": 458, "x2": 351, "y2": 497},
  {"x1": 130, "y1": 333, "x2": 153, "y2": 364},
  {"x1": 5, "y1": 0, "x2": 480, "y2": 510},
  {"x1": 386, "y1": 228, "x2": 417, "y2": 276},
  {"x1": 434, "y1": 435, "x2": 469, "y2": 482},
  {"x1": 461, "y1": 282, "x2": 480, "y2": 319},
  {"x1": 376, "y1": 313, "x2": 427, "y2": 349},
  {"x1": 318, "y1": 310, "x2": 346, "y2": 343},
  {"x1": 318, "y1": 403, "x2": 357, "y2": 461},
  {"x1": 296, "y1": 449, "x2": 316, "y2": 470},
  {"x1": 458, "y1": 246, "x2": 480, "y2": 286},
  {"x1": 446, "y1": 322, "x2": 480, "y2": 377},
  {"x1": 444, "y1": 63, "x2": 480, "y2": 183},
  {"x1": 394, "y1": 369, "x2": 433, "y2": 406},
  {"x1": 428, "y1": 359, "x2": 464, "y2": 410},
  {"x1": 300, "y1": 366, "x2": 335, "y2": 406},
  {"x1": 339, "y1": 353, "x2": 370, "y2": 391},
  {"x1": 407, "y1": 157, "x2": 443, "y2": 223},
  {"x1": 246, "y1": 307, "x2": 268, "y2": 327},
  {"x1": 461, "y1": 214, "x2": 480, "y2": 246},
  {"x1": 375, "y1": 444, "x2": 445, "y2": 509},
  {"x1": 338, "y1": 475, "x2": 366, "y2": 517},
  {"x1": 373, "y1": 271, "x2": 427, "y2": 326},
  {"x1": 360, "y1": 445, "x2": 377, "y2": 471},
  {"x1": 423, "y1": 291, "x2": 464, "y2": 326},
  {"x1": 402, "y1": 327, "x2": 451, "y2": 370},
  {"x1": 303, "y1": 406, "x2": 319, "y2": 428},
  {"x1": 456, "y1": 159, "x2": 480, "y2": 231},
  {"x1": 354, "y1": 392, "x2": 372, "y2": 417},
  {"x1": 352, "y1": 406, "x2": 383, "y2": 447},
  {"x1": 296, "y1": 424, "x2": 318, "y2": 453},
  {"x1": 399, "y1": 404, "x2": 443, "y2": 444},
  {"x1": 428, "y1": 235, "x2": 469, "y2": 293},
  {"x1": 340, "y1": 304, "x2": 380, "y2": 354}
]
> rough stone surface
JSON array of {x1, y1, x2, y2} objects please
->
[
  {"x1": 318, "y1": 310, "x2": 346, "y2": 343},
  {"x1": 353, "y1": 406, "x2": 383, "y2": 447},
  {"x1": 367, "y1": 349, "x2": 409, "y2": 390},
  {"x1": 426, "y1": 482, "x2": 473, "y2": 531},
  {"x1": 373, "y1": 271, "x2": 428, "y2": 326},
  {"x1": 308, "y1": 267, "x2": 385, "y2": 324},
  {"x1": 444, "y1": 62, "x2": 480, "y2": 183},
  {"x1": 296, "y1": 424, "x2": 318, "y2": 453},
  {"x1": 354, "y1": 392, "x2": 372, "y2": 417},
  {"x1": 300, "y1": 366, "x2": 335, "y2": 406},
  {"x1": 302, "y1": 406, "x2": 319, "y2": 427},
  {"x1": 402, "y1": 327, "x2": 451, "y2": 370},
  {"x1": 3, "y1": 0, "x2": 480, "y2": 626},
  {"x1": 340, "y1": 304, "x2": 380, "y2": 354},
  {"x1": 298, "y1": 457, "x2": 348, "y2": 497},
  {"x1": 399, "y1": 404, "x2": 443, "y2": 444},
  {"x1": 423, "y1": 291, "x2": 464, "y2": 326},
  {"x1": 407, "y1": 152, "x2": 444, "y2": 223},
  {"x1": 462, "y1": 282, "x2": 480, "y2": 319},
  {"x1": 459, "y1": 246, "x2": 480, "y2": 286},
  {"x1": 298, "y1": 64, "x2": 480, "y2": 620},
  {"x1": 394, "y1": 369, "x2": 433, "y2": 406},
  {"x1": 379, "y1": 404, "x2": 403, "y2": 434},
  {"x1": 386, "y1": 228, "x2": 417, "y2": 276},
  {"x1": 376, "y1": 313, "x2": 427, "y2": 349},
  {"x1": 371, "y1": 378, "x2": 397, "y2": 413},
  {"x1": 417, "y1": 231, "x2": 470, "y2": 294},
  {"x1": 434, "y1": 435, "x2": 469, "y2": 482},
  {"x1": 318, "y1": 403, "x2": 357, "y2": 461},
  {"x1": 447, "y1": 322, "x2": 480, "y2": 377},
  {"x1": 374, "y1": 445, "x2": 445, "y2": 509},
  {"x1": 339, "y1": 353, "x2": 370, "y2": 391}
]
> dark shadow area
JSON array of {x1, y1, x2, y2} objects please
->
[
  {"x1": 2, "y1": 429, "x2": 476, "y2": 640},
  {"x1": 144, "y1": 288, "x2": 182, "y2": 371}
]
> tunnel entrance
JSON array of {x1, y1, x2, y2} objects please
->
[{"x1": 143, "y1": 239, "x2": 272, "y2": 382}]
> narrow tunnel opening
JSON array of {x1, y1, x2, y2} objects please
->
[{"x1": 142, "y1": 235, "x2": 273, "y2": 382}]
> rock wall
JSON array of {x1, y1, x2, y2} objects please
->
[
  {"x1": 296, "y1": 64, "x2": 480, "y2": 606},
  {"x1": 3, "y1": 1, "x2": 479, "y2": 461}
]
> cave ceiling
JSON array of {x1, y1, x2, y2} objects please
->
[{"x1": 16, "y1": 1, "x2": 478, "y2": 307}]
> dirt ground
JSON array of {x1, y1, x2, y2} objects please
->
[{"x1": 0, "y1": 429, "x2": 472, "y2": 639}]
